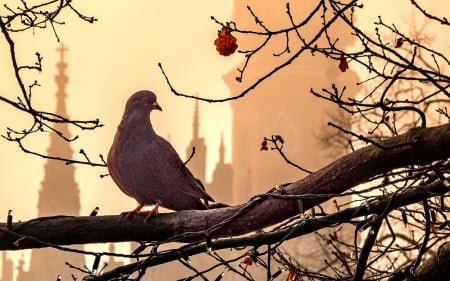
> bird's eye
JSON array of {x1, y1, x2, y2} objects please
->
[{"x1": 140, "y1": 96, "x2": 149, "y2": 104}]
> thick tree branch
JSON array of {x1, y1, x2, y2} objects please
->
[
  {"x1": 406, "y1": 241, "x2": 450, "y2": 281},
  {"x1": 87, "y1": 174, "x2": 450, "y2": 281},
  {"x1": 0, "y1": 123, "x2": 447, "y2": 252}
]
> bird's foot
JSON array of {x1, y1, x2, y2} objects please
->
[
  {"x1": 121, "y1": 203, "x2": 144, "y2": 219},
  {"x1": 121, "y1": 203, "x2": 160, "y2": 221},
  {"x1": 143, "y1": 203, "x2": 160, "y2": 221}
]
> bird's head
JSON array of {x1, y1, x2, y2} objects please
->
[{"x1": 126, "y1": 90, "x2": 162, "y2": 113}]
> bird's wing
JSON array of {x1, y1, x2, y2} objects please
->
[{"x1": 153, "y1": 136, "x2": 214, "y2": 202}]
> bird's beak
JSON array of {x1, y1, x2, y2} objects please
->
[{"x1": 152, "y1": 102, "x2": 162, "y2": 111}]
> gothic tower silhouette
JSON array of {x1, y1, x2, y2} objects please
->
[
  {"x1": 149, "y1": 101, "x2": 233, "y2": 280},
  {"x1": 184, "y1": 100, "x2": 233, "y2": 204},
  {"x1": 225, "y1": 0, "x2": 359, "y2": 204},
  {"x1": 223, "y1": 1, "x2": 359, "y2": 274},
  {"x1": 208, "y1": 133, "x2": 233, "y2": 204},
  {"x1": 17, "y1": 44, "x2": 85, "y2": 281},
  {"x1": 185, "y1": 99, "x2": 207, "y2": 183}
]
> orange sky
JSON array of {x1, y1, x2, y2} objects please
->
[
  {"x1": 0, "y1": 1, "x2": 240, "y2": 275},
  {"x1": 0, "y1": 0, "x2": 448, "y2": 278},
  {"x1": 0, "y1": 0, "x2": 447, "y2": 221},
  {"x1": 0, "y1": 1, "x2": 240, "y2": 221}
]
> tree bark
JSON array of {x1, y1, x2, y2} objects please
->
[
  {"x1": 85, "y1": 175, "x2": 450, "y2": 281},
  {"x1": 0, "y1": 123, "x2": 449, "y2": 251},
  {"x1": 409, "y1": 241, "x2": 450, "y2": 281}
]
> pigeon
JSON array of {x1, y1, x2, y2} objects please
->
[{"x1": 107, "y1": 90, "x2": 215, "y2": 218}]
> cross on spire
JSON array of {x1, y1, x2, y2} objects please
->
[{"x1": 56, "y1": 43, "x2": 69, "y2": 62}]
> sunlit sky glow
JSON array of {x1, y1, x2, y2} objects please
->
[{"x1": 0, "y1": 0, "x2": 448, "y2": 277}]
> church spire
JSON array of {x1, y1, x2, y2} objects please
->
[
  {"x1": 39, "y1": 42, "x2": 80, "y2": 216},
  {"x1": 26, "y1": 43, "x2": 84, "y2": 281},
  {"x1": 185, "y1": 97, "x2": 207, "y2": 183},
  {"x1": 193, "y1": 99, "x2": 199, "y2": 139},
  {"x1": 209, "y1": 132, "x2": 233, "y2": 205},
  {"x1": 46, "y1": 43, "x2": 72, "y2": 157},
  {"x1": 219, "y1": 133, "x2": 225, "y2": 164},
  {"x1": 55, "y1": 43, "x2": 68, "y2": 111}
]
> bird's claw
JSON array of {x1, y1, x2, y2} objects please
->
[
  {"x1": 143, "y1": 210, "x2": 158, "y2": 222},
  {"x1": 121, "y1": 203, "x2": 160, "y2": 221},
  {"x1": 121, "y1": 203, "x2": 145, "y2": 219},
  {"x1": 121, "y1": 210, "x2": 138, "y2": 219},
  {"x1": 120, "y1": 210, "x2": 158, "y2": 220}
]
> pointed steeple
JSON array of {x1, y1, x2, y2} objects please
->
[
  {"x1": 38, "y1": 42, "x2": 79, "y2": 216},
  {"x1": 219, "y1": 133, "x2": 225, "y2": 164},
  {"x1": 209, "y1": 132, "x2": 233, "y2": 205},
  {"x1": 26, "y1": 43, "x2": 84, "y2": 281},
  {"x1": 53, "y1": 43, "x2": 70, "y2": 137},
  {"x1": 192, "y1": 99, "x2": 199, "y2": 139},
  {"x1": 185, "y1": 98, "x2": 207, "y2": 182}
]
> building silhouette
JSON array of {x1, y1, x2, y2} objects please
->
[
  {"x1": 156, "y1": 1, "x2": 359, "y2": 279},
  {"x1": 208, "y1": 133, "x2": 233, "y2": 204},
  {"x1": 146, "y1": 96, "x2": 234, "y2": 281},
  {"x1": 2, "y1": 1, "x2": 361, "y2": 279},
  {"x1": 104, "y1": 244, "x2": 124, "y2": 273},
  {"x1": 185, "y1": 99, "x2": 207, "y2": 184},
  {"x1": 0, "y1": 252, "x2": 13, "y2": 281},
  {"x1": 16, "y1": 44, "x2": 86, "y2": 281},
  {"x1": 223, "y1": 0, "x2": 360, "y2": 276},
  {"x1": 226, "y1": 1, "x2": 359, "y2": 205},
  {"x1": 184, "y1": 100, "x2": 233, "y2": 205}
]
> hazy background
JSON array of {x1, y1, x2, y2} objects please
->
[
  {"x1": 0, "y1": 1, "x2": 241, "y2": 274},
  {"x1": 0, "y1": 0, "x2": 448, "y2": 278},
  {"x1": 0, "y1": 0, "x2": 447, "y2": 223},
  {"x1": 0, "y1": 0, "x2": 241, "y2": 221}
]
